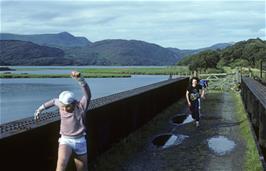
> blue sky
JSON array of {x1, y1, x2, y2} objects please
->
[{"x1": 1, "y1": 0, "x2": 265, "y2": 49}]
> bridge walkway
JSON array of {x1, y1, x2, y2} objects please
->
[{"x1": 88, "y1": 92, "x2": 263, "y2": 171}]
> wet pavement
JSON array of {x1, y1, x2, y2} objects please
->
[
  {"x1": 88, "y1": 92, "x2": 258, "y2": 171},
  {"x1": 171, "y1": 114, "x2": 194, "y2": 125},
  {"x1": 152, "y1": 133, "x2": 189, "y2": 149}
]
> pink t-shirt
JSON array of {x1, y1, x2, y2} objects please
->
[{"x1": 43, "y1": 84, "x2": 91, "y2": 137}]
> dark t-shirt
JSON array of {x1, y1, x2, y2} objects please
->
[{"x1": 187, "y1": 84, "x2": 202, "y2": 101}]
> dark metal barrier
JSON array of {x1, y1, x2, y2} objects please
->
[
  {"x1": 0, "y1": 77, "x2": 188, "y2": 171},
  {"x1": 241, "y1": 77, "x2": 266, "y2": 169}
]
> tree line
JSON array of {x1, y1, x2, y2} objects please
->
[{"x1": 177, "y1": 38, "x2": 266, "y2": 71}]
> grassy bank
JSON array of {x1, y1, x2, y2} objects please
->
[
  {"x1": 0, "y1": 66, "x2": 190, "y2": 78},
  {"x1": 0, "y1": 73, "x2": 131, "y2": 78},
  {"x1": 232, "y1": 92, "x2": 263, "y2": 171},
  {"x1": 78, "y1": 66, "x2": 190, "y2": 75}
]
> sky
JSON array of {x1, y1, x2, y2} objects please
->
[{"x1": 1, "y1": 0, "x2": 265, "y2": 49}]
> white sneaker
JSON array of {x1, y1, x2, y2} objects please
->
[{"x1": 196, "y1": 121, "x2": 199, "y2": 127}]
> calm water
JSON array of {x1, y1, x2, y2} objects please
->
[
  {"x1": 0, "y1": 75, "x2": 168, "y2": 124},
  {"x1": 207, "y1": 136, "x2": 236, "y2": 156}
]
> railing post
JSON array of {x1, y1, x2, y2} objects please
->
[{"x1": 260, "y1": 60, "x2": 263, "y2": 79}]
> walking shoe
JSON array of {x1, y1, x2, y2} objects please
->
[{"x1": 196, "y1": 121, "x2": 199, "y2": 127}]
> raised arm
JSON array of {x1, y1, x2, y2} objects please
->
[
  {"x1": 186, "y1": 90, "x2": 191, "y2": 106},
  {"x1": 71, "y1": 71, "x2": 91, "y2": 111},
  {"x1": 201, "y1": 89, "x2": 205, "y2": 99}
]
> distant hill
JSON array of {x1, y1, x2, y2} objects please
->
[
  {"x1": 167, "y1": 43, "x2": 232, "y2": 59},
  {"x1": 0, "y1": 31, "x2": 235, "y2": 66},
  {"x1": 198, "y1": 43, "x2": 233, "y2": 51},
  {"x1": 220, "y1": 38, "x2": 266, "y2": 67},
  {"x1": 0, "y1": 40, "x2": 73, "y2": 65},
  {"x1": 0, "y1": 39, "x2": 180, "y2": 66},
  {"x1": 0, "y1": 32, "x2": 91, "y2": 48},
  {"x1": 64, "y1": 39, "x2": 181, "y2": 65},
  {"x1": 166, "y1": 48, "x2": 195, "y2": 59},
  {"x1": 177, "y1": 38, "x2": 266, "y2": 71}
]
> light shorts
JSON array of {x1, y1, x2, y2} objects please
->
[{"x1": 59, "y1": 135, "x2": 87, "y2": 155}]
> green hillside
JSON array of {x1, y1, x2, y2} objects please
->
[{"x1": 177, "y1": 38, "x2": 266, "y2": 71}]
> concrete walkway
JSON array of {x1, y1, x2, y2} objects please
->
[{"x1": 88, "y1": 92, "x2": 260, "y2": 171}]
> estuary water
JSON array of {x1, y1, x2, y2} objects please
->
[{"x1": 0, "y1": 73, "x2": 168, "y2": 124}]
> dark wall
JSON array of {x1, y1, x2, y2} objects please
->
[
  {"x1": 241, "y1": 77, "x2": 266, "y2": 168},
  {"x1": 0, "y1": 77, "x2": 188, "y2": 171}
]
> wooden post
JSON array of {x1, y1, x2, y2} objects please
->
[
  {"x1": 193, "y1": 70, "x2": 198, "y2": 77},
  {"x1": 260, "y1": 60, "x2": 263, "y2": 79},
  {"x1": 236, "y1": 69, "x2": 240, "y2": 83}
]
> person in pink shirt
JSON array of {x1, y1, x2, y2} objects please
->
[{"x1": 34, "y1": 71, "x2": 91, "y2": 171}]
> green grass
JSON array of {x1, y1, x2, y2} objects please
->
[
  {"x1": 78, "y1": 66, "x2": 190, "y2": 75},
  {"x1": 14, "y1": 67, "x2": 78, "y2": 71},
  {"x1": 1, "y1": 66, "x2": 191, "y2": 78},
  {"x1": 232, "y1": 93, "x2": 263, "y2": 171},
  {"x1": 0, "y1": 73, "x2": 131, "y2": 78},
  {"x1": 5, "y1": 66, "x2": 264, "y2": 79}
]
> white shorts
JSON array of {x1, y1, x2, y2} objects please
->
[{"x1": 59, "y1": 135, "x2": 87, "y2": 155}]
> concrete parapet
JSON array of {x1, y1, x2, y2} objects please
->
[{"x1": 241, "y1": 77, "x2": 266, "y2": 157}]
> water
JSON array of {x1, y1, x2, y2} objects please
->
[
  {"x1": 163, "y1": 134, "x2": 189, "y2": 149},
  {"x1": 171, "y1": 114, "x2": 194, "y2": 125},
  {"x1": 207, "y1": 136, "x2": 236, "y2": 156},
  {"x1": 0, "y1": 75, "x2": 168, "y2": 124},
  {"x1": 152, "y1": 134, "x2": 189, "y2": 149}
]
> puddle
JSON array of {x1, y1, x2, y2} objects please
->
[
  {"x1": 152, "y1": 134, "x2": 189, "y2": 149},
  {"x1": 171, "y1": 114, "x2": 194, "y2": 125},
  {"x1": 207, "y1": 136, "x2": 236, "y2": 156}
]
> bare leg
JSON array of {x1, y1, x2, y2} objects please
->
[
  {"x1": 56, "y1": 144, "x2": 72, "y2": 171},
  {"x1": 74, "y1": 154, "x2": 88, "y2": 171}
]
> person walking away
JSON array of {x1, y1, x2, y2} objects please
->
[
  {"x1": 34, "y1": 71, "x2": 91, "y2": 171},
  {"x1": 186, "y1": 77, "x2": 205, "y2": 127}
]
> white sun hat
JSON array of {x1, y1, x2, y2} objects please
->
[{"x1": 59, "y1": 91, "x2": 75, "y2": 105}]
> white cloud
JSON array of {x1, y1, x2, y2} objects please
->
[
  {"x1": 258, "y1": 28, "x2": 266, "y2": 38},
  {"x1": 1, "y1": 0, "x2": 265, "y2": 48}
]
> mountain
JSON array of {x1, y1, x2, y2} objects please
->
[
  {"x1": 220, "y1": 38, "x2": 266, "y2": 67},
  {"x1": 167, "y1": 48, "x2": 195, "y2": 58},
  {"x1": 0, "y1": 31, "x2": 234, "y2": 66},
  {"x1": 167, "y1": 43, "x2": 232, "y2": 59},
  {"x1": 0, "y1": 40, "x2": 73, "y2": 65},
  {"x1": 0, "y1": 39, "x2": 180, "y2": 66},
  {"x1": 177, "y1": 38, "x2": 266, "y2": 70},
  {"x1": 199, "y1": 43, "x2": 233, "y2": 51},
  {"x1": 64, "y1": 39, "x2": 181, "y2": 65},
  {"x1": 0, "y1": 32, "x2": 91, "y2": 48}
]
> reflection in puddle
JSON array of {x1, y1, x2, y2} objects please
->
[
  {"x1": 172, "y1": 114, "x2": 194, "y2": 125},
  {"x1": 152, "y1": 134, "x2": 189, "y2": 149},
  {"x1": 207, "y1": 136, "x2": 236, "y2": 156}
]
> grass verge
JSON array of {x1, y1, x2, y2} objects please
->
[
  {"x1": 78, "y1": 66, "x2": 190, "y2": 75},
  {"x1": 232, "y1": 92, "x2": 263, "y2": 171}
]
